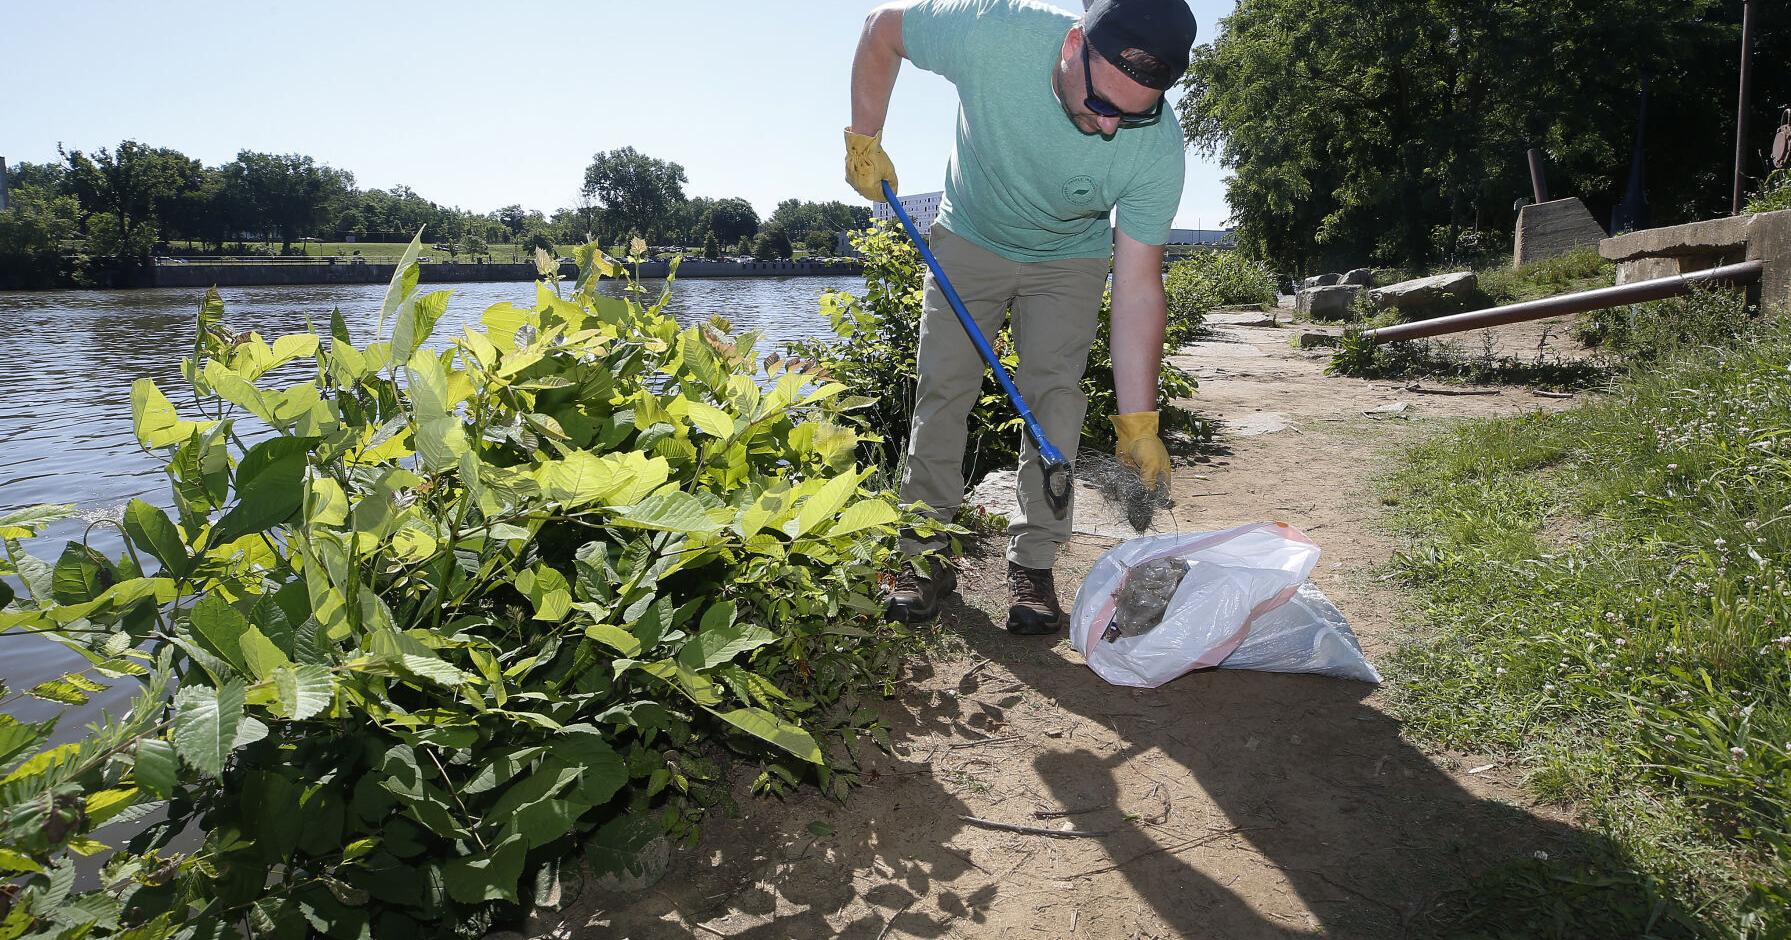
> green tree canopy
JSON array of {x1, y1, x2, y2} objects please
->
[
  {"x1": 707, "y1": 197, "x2": 761, "y2": 244},
  {"x1": 226, "y1": 151, "x2": 355, "y2": 252},
  {"x1": 581, "y1": 147, "x2": 689, "y2": 244},
  {"x1": 60, "y1": 141, "x2": 205, "y2": 265},
  {"x1": 765, "y1": 199, "x2": 868, "y2": 256},
  {"x1": 1181, "y1": 0, "x2": 1790, "y2": 273}
]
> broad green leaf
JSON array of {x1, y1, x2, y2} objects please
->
[
  {"x1": 210, "y1": 436, "x2": 316, "y2": 546},
  {"x1": 122, "y1": 500, "x2": 189, "y2": 577},
  {"x1": 709, "y1": 706, "x2": 823, "y2": 764},
  {"x1": 50, "y1": 543, "x2": 109, "y2": 604},
  {"x1": 515, "y1": 565, "x2": 572, "y2": 622},
  {"x1": 130, "y1": 379, "x2": 213, "y2": 448},
  {"x1": 187, "y1": 594, "x2": 249, "y2": 672},
  {"x1": 27, "y1": 676, "x2": 101, "y2": 705},
  {"x1": 239, "y1": 627, "x2": 293, "y2": 680},
  {"x1": 443, "y1": 834, "x2": 527, "y2": 904},
  {"x1": 537, "y1": 451, "x2": 627, "y2": 508},
  {"x1": 307, "y1": 477, "x2": 349, "y2": 527},
  {"x1": 398, "y1": 654, "x2": 474, "y2": 688},
  {"x1": 406, "y1": 348, "x2": 468, "y2": 471},
  {"x1": 378, "y1": 229, "x2": 425, "y2": 335},
  {"x1": 795, "y1": 471, "x2": 864, "y2": 536},
  {"x1": 509, "y1": 799, "x2": 580, "y2": 849},
  {"x1": 84, "y1": 787, "x2": 140, "y2": 826},
  {"x1": 0, "y1": 848, "x2": 44, "y2": 874},
  {"x1": 391, "y1": 289, "x2": 453, "y2": 364},
  {"x1": 172, "y1": 680, "x2": 247, "y2": 777},
  {"x1": 824, "y1": 498, "x2": 899, "y2": 538},
  {"x1": 640, "y1": 659, "x2": 722, "y2": 706},
  {"x1": 680, "y1": 620, "x2": 776, "y2": 671},
  {"x1": 585, "y1": 813, "x2": 661, "y2": 878},
  {"x1": 481, "y1": 302, "x2": 534, "y2": 350},
  {"x1": 0, "y1": 504, "x2": 76, "y2": 539},
  {"x1": 273, "y1": 664, "x2": 335, "y2": 720},
  {"x1": 0, "y1": 715, "x2": 52, "y2": 768},
  {"x1": 133, "y1": 738, "x2": 177, "y2": 799},
  {"x1": 584, "y1": 623, "x2": 641, "y2": 657},
  {"x1": 611, "y1": 491, "x2": 721, "y2": 535},
  {"x1": 679, "y1": 399, "x2": 735, "y2": 439}
]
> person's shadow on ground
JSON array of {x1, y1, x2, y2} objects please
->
[{"x1": 933, "y1": 583, "x2": 1692, "y2": 938}]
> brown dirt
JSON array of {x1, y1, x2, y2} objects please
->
[{"x1": 540, "y1": 312, "x2": 1608, "y2": 938}]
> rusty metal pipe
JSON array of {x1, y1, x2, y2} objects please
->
[{"x1": 1362, "y1": 261, "x2": 1764, "y2": 345}]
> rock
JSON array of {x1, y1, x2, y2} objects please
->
[
  {"x1": 1513, "y1": 196, "x2": 1607, "y2": 266},
  {"x1": 1299, "y1": 273, "x2": 1342, "y2": 290},
  {"x1": 1296, "y1": 331, "x2": 1341, "y2": 349},
  {"x1": 1342, "y1": 268, "x2": 1375, "y2": 287},
  {"x1": 1369, "y1": 271, "x2": 1479, "y2": 314},
  {"x1": 1296, "y1": 284, "x2": 1361, "y2": 320}
]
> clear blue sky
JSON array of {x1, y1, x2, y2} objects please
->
[{"x1": 1, "y1": 0, "x2": 1236, "y2": 230}]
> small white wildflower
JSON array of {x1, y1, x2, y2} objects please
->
[
  {"x1": 1532, "y1": 850, "x2": 1550, "y2": 861},
  {"x1": 1495, "y1": 667, "x2": 1508, "y2": 676},
  {"x1": 1714, "y1": 538, "x2": 1727, "y2": 548},
  {"x1": 1730, "y1": 746, "x2": 1747, "y2": 759},
  {"x1": 1614, "y1": 637, "x2": 1626, "y2": 646}
]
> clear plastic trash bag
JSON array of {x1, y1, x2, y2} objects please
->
[{"x1": 1070, "y1": 522, "x2": 1382, "y2": 689}]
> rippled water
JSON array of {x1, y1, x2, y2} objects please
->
[{"x1": 0, "y1": 275, "x2": 857, "y2": 721}]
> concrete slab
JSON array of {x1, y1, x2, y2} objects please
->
[
  {"x1": 1514, "y1": 197, "x2": 1608, "y2": 266},
  {"x1": 1599, "y1": 208, "x2": 1791, "y2": 312}
]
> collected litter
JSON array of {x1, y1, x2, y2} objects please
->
[{"x1": 1070, "y1": 521, "x2": 1382, "y2": 688}]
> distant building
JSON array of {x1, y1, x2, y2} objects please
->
[
  {"x1": 0, "y1": 157, "x2": 9, "y2": 211},
  {"x1": 872, "y1": 190, "x2": 943, "y2": 235},
  {"x1": 1167, "y1": 228, "x2": 1235, "y2": 247}
]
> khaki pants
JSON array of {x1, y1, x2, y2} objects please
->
[{"x1": 900, "y1": 226, "x2": 1111, "y2": 570}]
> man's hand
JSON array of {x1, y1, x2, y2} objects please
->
[
  {"x1": 845, "y1": 129, "x2": 899, "y2": 202},
  {"x1": 1112, "y1": 411, "x2": 1171, "y2": 492}
]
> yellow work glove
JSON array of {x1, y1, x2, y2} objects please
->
[
  {"x1": 1112, "y1": 411, "x2": 1171, "y2": 493},
  {"x1": 844, "y1": 129, "x2": 898, "y2": 203}
]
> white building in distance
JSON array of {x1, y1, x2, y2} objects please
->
[{"x1": 873, "y1": 191, "x2": 943, "y2": 235}]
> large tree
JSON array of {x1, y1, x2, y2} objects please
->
[
  {"x1": 581, "y1": 147, "x2": 688, "y2": 244},
  {"x1": 1181, "y1": 0, "x2": 1790, "y2": 274},
  {"x1": 706, "y1": 197, "x2": 761, "y2": 244},
  {"x1": 226, "y1": 151, "x2": 355, "y2": 251},
  {"x1": 765, "y1": 199, "x2": 869, "y2": 254},
  {"x1": 60, "y1": 141, "x2": 205, "y2": 264}
]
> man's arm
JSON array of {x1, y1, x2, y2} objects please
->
[
  {"x1": 850, "y1": 4, "x2": 910, "y2": 135},
  {"x1": 1109, "y1": 228, "x2": 1167, "y2": 414}
]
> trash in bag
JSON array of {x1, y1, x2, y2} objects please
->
[{"x1": 1070, "y1": 521, "x2": 1381, "y2": 689}]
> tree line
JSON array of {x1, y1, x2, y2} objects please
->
[
  {"x1": 1179, "y1": 0, "x2": 1790, "y2": 275},
  {"x1": 0, "y1": 142, "x2": 871, "y2": 288}
]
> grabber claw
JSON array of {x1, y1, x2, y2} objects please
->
[{"x1": 1041, "y1": 457, "x2": 1074, "y2": 514}]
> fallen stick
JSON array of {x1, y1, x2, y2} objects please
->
[
  {"x1": 959, "y1": 815, "x2": 1108, "y2": 839},
  {"x1": 1033, "y1": 806, "x2": 1103, "y2": 819},
  {"x1": 1404, "y1": 383, "x2": 1501, "y2": 396},
  {"x1": 948, "y1": 735, "x2": 1023, "y2": 750},
  {"x1": 1532, "y1": 390, "x2": 1575, "y2": 399}
]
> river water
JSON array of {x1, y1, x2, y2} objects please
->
[{"x1": 0, "y1": 275, "x2": 859, "y2": 726}]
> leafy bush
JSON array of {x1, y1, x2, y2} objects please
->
[
  {"x1": 795, "y1": 222, "x2": 1204, "y2": 485},
  {"x1": 0, "y1": 238, "x2": 923, "y2": 936},
  {"x1": 1381, "y1": 314, "x2": 1791, "y2": 930},
  {"x1": 1478, "y1": 246, "x2": 1615, "y2": 306},
  {"x1": 1573, "y1": 285, "x2": 1755, "y2": 363},
  {"x1": 1165, "y1": 250, "x2": 1277, "y2": 318},
  {"x1": 1746, "y1": 169, "x2": 1791, "y2": 215}
]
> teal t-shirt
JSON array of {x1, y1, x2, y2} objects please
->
[{"x1": 902, "y1": 0, "x2": 1186, "y2": 262}]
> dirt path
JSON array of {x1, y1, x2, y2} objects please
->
[{"x1": 547, "y1": 311, "x2": 1601, "y2": 938}]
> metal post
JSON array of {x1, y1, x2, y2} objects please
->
[
  {"x1": 1733, "y1": 0, "x2": 1755, "y2": 214},
  {"x1": 1526, "y1": 148, "x2": 1550, "y2": 205}
]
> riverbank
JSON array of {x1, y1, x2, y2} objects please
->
[{"x1": 0, "y1": 258, "x2": 864, "y2": 291}]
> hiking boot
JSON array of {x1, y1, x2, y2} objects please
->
[
  {"x1": 1006, "y1": 561, "x2": 1067, "y2": 635},
  {"x1": 884, "y1": 557, "x2": 957, "y2": 624}
]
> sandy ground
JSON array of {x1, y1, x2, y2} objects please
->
[{"x1": 532, "y1": 310, "x2": 1604, "y2": 939}]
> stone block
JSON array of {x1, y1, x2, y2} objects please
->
[
  {"x1": 1342, "y1": 268, "x2": 1374, "y2": 287},
  {"x1": 1514, "y1": 197, "x2": 1608, "y2": 267},
  {"x1": 1301, "y1": 273, "x2": 1341, "y2": 289},
  {"x1": 1297, "y1": 284, "x2": 1361, "y2": 320},
  {"x1": 1369, "y1": 272, "x2": 1479, "y2": 314}
]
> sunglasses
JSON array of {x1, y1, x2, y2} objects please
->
[{"x1": 1082, "y1": 43, "x2": 1164, "y2": 128}]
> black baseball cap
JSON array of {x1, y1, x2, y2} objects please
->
[{"x1": 1082, "y1": 0, "x2": 1198, "y2": 91}]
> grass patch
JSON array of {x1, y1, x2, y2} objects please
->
[
  {"x1": 1479, "y1": 247, "x2": 1617, "y2": 306},
  {"x1": 1381, "y1": 307, "x2": 1791, "y2": 934}
]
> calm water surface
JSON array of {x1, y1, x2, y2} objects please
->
[{"x1": 0, "y1": 276, "x2": 857, "y2": 724}]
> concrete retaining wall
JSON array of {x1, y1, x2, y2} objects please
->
[
  {"x1": 148, "y1": 259, "x2": 863, "y2": 289},
  {"x1": 1599, "y1": 208, "x2": 1791, "y2": 312},
  {"x1": 1514, "y1": 197, "x2": 1608, "y2": 267}
]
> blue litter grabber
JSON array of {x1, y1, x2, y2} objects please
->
[{"x1": 879, "y1": 180, "x2": 1074, "y2": 513}]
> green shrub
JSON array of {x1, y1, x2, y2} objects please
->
[
  {"x1": 0, "y1": 236, "x2": 925, "y2": 936},
  {"x1": 1381, "y1": 314, "x2": 1791, "y2": 930},
  {"x1": 1746, "y1": 169, "x2": 1791, "y2": 215},
  {"x1": 1573, "y1": 285, "x2": 1754, "y2": 363},
  {"x1": 1479, "y1": 246, "x2": 1615, "y2": 306},
  {"x1": 1165, "y1": 250, "x2": 1277, "y2": 318},
  {"x1": 796, "y1": 222, "x2": 1204, "y2": 486}
]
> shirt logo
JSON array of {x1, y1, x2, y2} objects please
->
[{"x1": 1062, "y1": 175, "x2": 1098, "y2": 206}]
